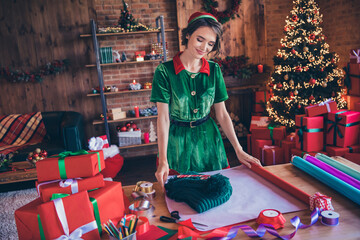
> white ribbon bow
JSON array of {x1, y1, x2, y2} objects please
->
[
  {"x1": 351, "y1": 50, "x2": 360, "y2": 63},
  {"x1": 251, "y1": 117, "x2": 269, "y2": 127},
  {"x1": 262, "y1": 145, "x2": 277, "y2": 165},
  {"x1": 53, "y1": 198, "x2": 98, "y2": 240},
  {"x1": 59, "y1": 178, "x2": 81, "y2": 194},
  {"x1": 88, "y1": 136, "x2": 108, "y2": 151},
  {"x1": 318, "y1": 99, "x2": 332, "y2": 113}
]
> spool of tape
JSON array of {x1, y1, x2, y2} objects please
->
[
  {"x1": 129, "y1": 203, "x2": 155, "y2": 218},
  {"x1": 140, "y1": 182, "x2": 153, "y2": 193},
  {"x1": 256, "y1": 209, "x2": 286, "y2": 229},
  {"x1": 321, "y1": 210, "x2": 339, "y2": 226},
  {"x1": 132, "y1": 181, "x2": 156, "y2": 200}
]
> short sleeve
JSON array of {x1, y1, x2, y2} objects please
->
[
  {"x1": 213, "y1": 63, "x2": 229, "y2": 103},
  {"x1": 150, "y1": 64, "x2": 171, "y2": 103}
]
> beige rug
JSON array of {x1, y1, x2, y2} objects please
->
[{"x1": 0, "y1": 188, "x2": 38, "y2": 240}]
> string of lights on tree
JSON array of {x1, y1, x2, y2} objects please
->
[{"x1": 266, "y1": 0, "x2": 347, "y2": 128}]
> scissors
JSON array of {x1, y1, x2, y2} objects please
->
[{"x1": 160, "y1": 211, "x2": 208, "y2": 227}]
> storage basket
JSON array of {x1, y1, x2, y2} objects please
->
[{"x1": 118, "y1": 130, "x2": 141, "y2": 147}]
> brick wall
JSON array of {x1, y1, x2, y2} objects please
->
[
  {"x1": 264, "y1": 0, "x2": 360, "y2": 68},
  {"x1": 94, "y1": 0, "x2": 178, "y2": 157}
]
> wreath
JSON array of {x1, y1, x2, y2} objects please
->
[{"x1": 202, "y1": 0, "x2": 241, "y2": 24}]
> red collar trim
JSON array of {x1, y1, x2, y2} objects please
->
[{"x1": 173, "y1": 52, "x2": 210, "y2": 76}]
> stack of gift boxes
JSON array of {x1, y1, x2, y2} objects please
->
[{"x1": 15, "y1": 150, "x2": 129, "y2": 240}]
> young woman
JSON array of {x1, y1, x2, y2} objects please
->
[{"x1": 151, "y1": 12, "x2": 261, "y2": 187}]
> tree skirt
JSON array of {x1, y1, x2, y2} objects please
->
[{"x1": 0, "y1": 188, "x2": 37, "y2": 240}]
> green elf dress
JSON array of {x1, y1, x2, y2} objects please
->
[{"x1": 150, "y1": 52, "x2": 229, "y2": 173}]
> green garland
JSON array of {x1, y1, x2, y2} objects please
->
[
  {"x1": 0, "y1": 59, "x2": 70, "y2": 83},
  {"x1": 202, "y1": 0, "x2": 241, "y2": 24}
]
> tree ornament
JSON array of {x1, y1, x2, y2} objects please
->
[
  {"x1": 291, "y1": 15, "x2": 298, "y2": 22},
  {"x1": 312, "y1": 19, "x2": 317, "y2": 23},
  {"x1": 309, "y1": 78, "x2": 316, "y2": 85},
  {"x1": 298, "y1": 104, "x2": 302, "y2": 109},
  {"x1": 295, "y1": 66, "x2": 302, "y2": 72},
  {"x1": 283, "y1": 55, "x2": 288, "y2": 60},
  {"x1": 303, "y1": 46, "x2": 309, "y2": 52},
  {"x1": 284, "y1": 74, "x2": 289, "y2": 80},
  {"x1": 291, "y1": 49, "x2": 296, "y2": 54},
  {"x1": 321, "y1": 68, "x2": 324, "y2": 72},
  {"x1": 332, "y1": 91, "x2": 336, "y2": 97},
  {"x1": 269, "y1": 82, "x2": 274, "y2": 88},
  {"x1": 269, "y1": 88, "x2": 273, "y2": 93},
  {"x1": 309, "y1": 56, "x2": 315, "y2": 62},
  {"x1": 322, "y1": 82, "x2": 327, "y2": 88},
  {"x1": 309, "y1": 95, "x2": 315, "y2": 101},
  {"x1": 294, "y1": 90, "x2": 298, "y2": 95},
  {"x1": 289, "y1": 79, "x2": 294, "y2": 85},
  {"x1": 289, "y1": 91, "x2": 294, "y2": 97},
  {"x1": 202, "y1": 0, "x2": 242, "y2": 24},
  {"x1": 309, "y1": 34, "x2": 316, "y2": 40},
  {"x1": 307, "y1": 17, "x2": 311, "y2": 23},
  {"x1": 277, "y1": 83, "x2": 283, "y2": 89}
]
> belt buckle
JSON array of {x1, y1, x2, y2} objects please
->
[{"x1": 190, "y1": 121, "x2": 196, "y2": 128}]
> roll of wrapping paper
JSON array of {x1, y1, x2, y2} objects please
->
[
  {"x1": 250, "y1": 164, "x2": 310, "y2": 205},
  {"x1": 291, "y1": 156, "x2": 360, "y2": 205},
  {"x1": 315, "y1": 153, "x2": 360, "y2": 181},
  {"x1": 304, "y1": 155, "x2": 360, "y2": 190}
]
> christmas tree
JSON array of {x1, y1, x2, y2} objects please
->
[
  {"x1": 149, "y1": 121, "x2": 157, "y2": 142},
  {"x1": 266, "y1": 0, "x2": 347, "y2": 129}
]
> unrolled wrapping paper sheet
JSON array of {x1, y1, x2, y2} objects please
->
[{"x1": 165, "y1": 166, "x2": 307, "y2": 231}]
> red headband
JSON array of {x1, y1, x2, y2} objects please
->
[{"x1": 188, "y1": 12, "x2": 218, "y2": 24}]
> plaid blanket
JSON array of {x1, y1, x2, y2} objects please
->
[{"x1": 0, "y1": 112, "x2": 46, "y2": 155}]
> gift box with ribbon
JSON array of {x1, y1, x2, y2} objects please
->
[
  {"x1": 286, "y1": 133, "x2": 296, "y2": 142},
  {"x1": 344, "y1": 153, "x2": 360, "y2": 165},
  {"x1": 38, "y1": 191, "x2": 100, "y2": 240},
  {"x1": 254, "y1": 91, "x2": 270, "y2": 113},
  {"x1": 251, "y1": 125, "x2": 286, "y2": 144},
  {"x1": 325, "y1": 145, "x2": 360, "y2": 157},
  {"x1": 36, "y1": 173, "x2": 105, "y2": 202},
  {"x1": 36, "y1": 150, "x2": 105, "y2": 183},
  {"x1": 305, "y1": 99, "x2": 337, "y2": 117},
  {"x1": 346, "y1": 95, "x2": 360, "y2": 111},
  {"x1": 251, "y1": 139, "x2": 273, "y2": 160},
  {"x1": 15, "y1": 198, "x2": 43, "y2": 240},
  {"x1": 290, "y1": 148, "x2": 326, "y2": 158},
  {"x1": 261, "y1": 145, "x2": 284, "y2": 166},
  {"x1": 348, "y1": 63, "x2": 360, "y2": 96},
  {"x1": 309, "y1": 192, "x2": 334, "y2": 212},
  {"x1": 282, "y1": 140, "x2": 296, "y2": 163},
  {"x1": 295, "y1": 115, "x2": 324, "y2": 152},
  {"x1": 249, "y1": 116, "x2": 270, "y2": 132},
  {"x1": 326, "y1": 110, "x2": 360, "y2": 147},
  {"x1": 88, "y1": 135, "x2": 109, "y2": 150},
  {"x1": 350, "y1": 49, "x2": 360, "y2": 64}
]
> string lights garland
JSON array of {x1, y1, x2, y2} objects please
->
[
  {"x1": 202, "y1": 0, "x2": 241, "y2": 24},
  {"x1": 266, "y1": 0, "x2": 347, "y2": 128}
]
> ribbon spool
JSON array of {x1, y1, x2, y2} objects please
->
[
  {"x1": 321, "y1": 210, "x2": 340, "y2": 226},
  {"x1": 133, "y1": 181, "x2": 156, "y2": 200},
  {"x1": 256, "y1": 209, "x2": 286, "y2": 229},
  {"x1": 129, "y1": 202, "x2": 155, "y2": 218}
]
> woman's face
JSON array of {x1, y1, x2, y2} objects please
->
[{"x1": 186, "y1": 26, "x2": 217, "y2": 59}]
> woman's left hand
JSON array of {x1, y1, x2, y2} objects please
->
[{"x1": 236, "y1": 149, "x2": 262, "y2": 168}]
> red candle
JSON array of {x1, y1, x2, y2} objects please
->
[
  {"x1": 144, "y1": 132, "x2": 149, "y2": 143},
  {"x1": 134, "y1": 106, "x2": 140, "y2": 118},
  {"x1": 257, "y1": 64, "x2": 263, "y2": 73},
  {"x1": 132, "y1": 79, "x2": 136, "y2": 85}
]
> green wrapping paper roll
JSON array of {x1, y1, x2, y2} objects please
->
[
  {"x1": 315, "y1": 153, "x2": 360, "y2": 181},
  {"x1": 291, "y1": 156, "x2": 360, "y2": 205}
]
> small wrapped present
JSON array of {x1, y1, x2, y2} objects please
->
[
  {"x1": 346, "y1": 95, "x2": 360, "y2": 111},
  {"x1": 36, "y1": 150, "x2": 105, "y2": 182},
  {"x1": 286, "y1": 133, "x2": 296, "y2": 142},
  {"x1": 305, "y1": 99, "x2": 337, "y2": 117},
  {"x1": 295, "y1": 115, "x2": 324, "y2": 152},
  {"x1": 38, "y1": 191, "x2": 100, "y2": 240},
  {"x1": 348, "y1": 63, "x2": 360, "y2": 96},
  {"x1": 282, "y1": 140, "x2": 296, "y2": 163},
  {"x1": 350, "y1": 49, "x2": 360, "y2": 64},
  {"x1": 247, "y1": 134, "x2": 252, "y2": 154},
  {"x1": 344, "y1": 153, "x2": 360, "y2": 165},
  {"x1": 290, "y1": 148, "x2": 326, "y2": 158},
  {"x1": 88, "y1": 135, "x2": 109, "y2": 150},
  {"x1": 310, "y1": 192, "x2": 334, "y2": 212},
  {"x1": 251, "y1": 125, "x2": 286, "y2": 143},
  {"x1": 254, "y1": 91, "x2": 270, "y2": 112},
  {"x1": 251, "y1": 139, "x2": 273, "y2": 160},
  {"x1": 249, "y1": 116, "x2": 270, "y2": 132},
  {"x1": 36, "y1": 173, "x2": 105, "y2": 202},
  {"x1": 15, "y1": 198, "x2": 43, "y2": 240},
  {"x1": 326, "y1": 110, "x2": 360, "y2": 147},
  {"x1": 326, "y1": 145, "x2": 360, "y2": 157},
  {"x1": 261, "y1": 145, "x2": 284, "y2": 166}
]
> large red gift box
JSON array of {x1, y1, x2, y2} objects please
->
[
  {"x1": 326, "y1": 110, "x2": 360, "y2": 147},
  {"x1": 249, "y1": 116, "x2": 270, "y2": 132},
  {"x1": 350, "y1": 49, "x2": 360, "y2": 64},
  {"x1": 88, "y1": 181, "x2": 128, "y2": 225},
  {"x1": 261, "y1": 145, "x2": 284, "y2": 166},
  {"x1": 346, "y1": 95, "x2": 360, "y2": 111},
  {"x1": 36, "y1": 150, "x2": 105, "y2": 182},
  {"x1": 36, "y1": 173, "x2": 105, "y2": 202},
  {"x1": 305, "y1": 100, "x2": 337, "y2": 117},
  {"x1": 290, "y1": 148, "x2": 327, "y2": 158},
  {"x1": 251, "y1": 126, "x2": 286, "y2": 142},
  {"x1": 251, "y1": 139, "x2": 273, "y2": 159},
  {"x1": 15, "y1": 198, "x2": 43, "y2": 240},
  {"x1": 282, "y1": 140, "x2": 296, "y2": 163},
  {"x1": 295, "y1": 115, "x2": 324, "y2": 152},
  {"x1": 325, "y1": 145, "x2": 360, "y2": 157},
  {"x1": 344, "y1": 153, "x2": 360, "y2": 165},
  {"x1": 38, "y1": 191, "x2": 100, "y2": 240},
  {"x1": 348, "y1": 63, "x2": 360, "y2": 96},
  {"x1": 254, "y1": 91, "x2": 270, "y2": 112}
]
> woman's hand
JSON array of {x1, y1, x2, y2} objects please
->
[
  {"x1": 155, "y1": 161, "x2": 170, "y2": 189},
  {"x1": 236, "y1": 149, "x2": 262, "y2": 168}
]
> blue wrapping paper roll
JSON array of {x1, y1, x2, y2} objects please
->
[
  {"x1": 315, "y1": 153, "x2": 360, "y2": 181},
  {"x1": 291, "y1": 156, "x2": 360, "y2": 205}
]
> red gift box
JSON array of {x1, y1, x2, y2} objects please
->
[
  {"x1": 305, "y1": 100, "x2": 337, "y2": 117},
  {"x1": 15, "y1": 198, "x2": 43, "y2": 240},
  {"x1": 350, "y1": 49, "x2": 360, "y2": 64},
  {"x1": 344, "y1": 153, "x2": 360, "y2": 165},
  {"x1": 326, "y1": 110, "x2": 360, "y2": 147},
  {"x1": 286, "y1": 133, "x2": 296, "y2": 142},
  {"x1": 310, "y1": 192, "x2": 334, "y2": 212},
  {"x1": 254, "y1": 91, "x2": 270, "y2": 112},
  {"x1": 88, "y1": 181, "x2": 128, "y2": 226},
  {"x1": 282, "y1": 140, "x2": 296, "y2": 163},
  {"x1": 38, "y1": 191, "x2": 100, "y2": 240},
  {"x1": 247, "y1": 134, "x2": 252, "y2": 154},
  {"x1": 325, "y1": 145, "x2": 360, "y2": 157},
  {"x1": 346, "y1": 95, "x2": 360, "y2": 111},
  {"x1": 295, "y1": 115, "x2": 324, "y2": 152},
  {"x1": 36, "y1": 173, "x2": 105, "y2": 202},
  {"x1": 251, "y1": 139, "x2": 273, "y2": 159},
  {"x1": 348, "y1": 63, "x2": 360, "y2": 96},
  {"x1": 290, "y1": 148, "x2": 327, "y2": 158},
  {"x1": 251, "y1": 126, "x2": 286, "y2": 142},
  {"x1": 249, "y1": 116, "x2": 270, "y2": 132},
  {"x1": 36, "y1": 150, "x2": 105, "y2": 182},
  {"x1": 261, "y1": 145, "x2": 284, "y2": 166}
]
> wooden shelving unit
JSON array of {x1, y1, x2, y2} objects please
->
[
  {"x1": 93, "y1": 115, "x2": 158, "y2": 125},
  {"x1": 87, "y1": 89, "x2": 152, "y2": 97},
  {"x1": 119, "y1": 141, "x2": 157, "y2": 150},
  {"x1": 80, "y1": 29, "x2": 176, "y2": 38},
  {"x1": 85, "y1": 59, "x2": 161, "y2": 68}
]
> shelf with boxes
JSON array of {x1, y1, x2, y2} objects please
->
[{"x1": 82, "y1": 16, "x2": 170, "y2": 150}]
